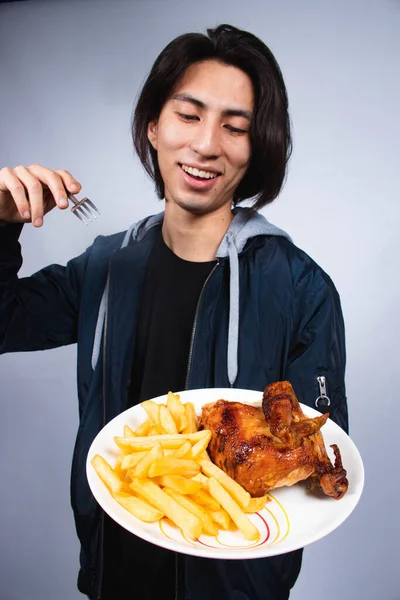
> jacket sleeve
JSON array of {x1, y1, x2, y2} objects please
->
[
  {"x1": 284, "y1": 270, "x2": 348, "y2": 433},
  {"x1": 0, "y1": 223, "x2": 90, "y2": 353}
]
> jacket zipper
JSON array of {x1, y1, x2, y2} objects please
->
[
  {"x1": 95, "y1": 271, "x2": 110, "y2": 600},
  {"x1": 184, "y1": 261, "x2": 220, "y2": 391},
  {"x1": 175, "y1": 261, "x2": 219, "y2": 600},
  {"x1": 316, "y1": 375, "x2": 330, "y2": 409}
]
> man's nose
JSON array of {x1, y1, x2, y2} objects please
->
[{"x1": 190, "y1": 120, "x2": 222, "y2": 159}]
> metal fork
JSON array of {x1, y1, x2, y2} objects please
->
[{"x1": 67, "y1": 193, "x2": 100, "y2": 225}]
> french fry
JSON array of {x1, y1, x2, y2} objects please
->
[
  {"x1": 154, "y1": 475, "x2": 203, "y2": 495},
  {"x1": 114, "y1": 436, "x2": 184, "y2": 452},
  {"x1": 195, "y1": 450, "x2": 211, "y2": 463},
  {"x1": 121, "y1": 483, "x2": 135, "y2": 495},
  {"x1": 164, "y1": 488, "x2": 218, "y2": 536},
  {"x1": 170, "y1": 440, "x2": 192, "y2": 459},
  {"x1": 141, "y1": 400, "x2": 164, "y2": 433},
  {"x1": 208, "y1": 478, "x2": 259, "y2": 542},
  {"x1": 191, "y1": 489, "x2": 221, "y2": 511},
  {"x1": 114, "y1": 454, "x2": 127, "y2": 480},
  {"x1": 112, "y1": 491, "x2": 163, "y2": 522},
  {"x1": 130, "y1": 442, "x2": 164, "y2": 478},
  {"x1": 200, "y1": 459, "x2": 251, "y2": 509},
  {"x1": 209, "y1": 509, "x2": 232, "y2": 530},
  {"x1": 180, "y1": 414, "x2": 189, "y2": 431},
  {"x1": 121, "y1": 451, "x2": 148, "y2": 470},
  {"x1": 244, "y1": 495, "x2": 270, "y2": 513},
  {"x1": 191, "y1": 430, "x2": 212, "y2": 442},
  {"x1": 159, "y1": 405, "x2": 178, "y2": 434},
  {"x1": 91, "y1": 455, "x2": 122, "y2": 494},
  {"x1": 130, "y1": 478, "x2": 202, "y2": 540},
  {"x1": 148, "y1": 426, "x2": 159, "y2": 435},
  {"x1": 148, "y1": 457, "x2": 200, "y2": 478},
  {"x1": 164, "y1": 448, "x2": 178, "y2": 456},
  {"x1": 123, "y1": 424, "x2": 135, "y2": 437},
  {"x1": 114, "y1": 430, "x2": 210, "y2": 451},
  {"x1": 166, "y1": 392, "x2": 186, "y2": 432},
  {"x1": 227, "y1": 519, "x2": 239, "y2": 532},
  {"x1": 191, "y1": 431, "x2": 212, "y2": 458},
  {"x1": 162, "y1": 517, "x2": 176, "y2": 529},
  {"x1": 191, "y1": 472, "x2": 209, "y2": 486},
  {"x1": 134, "y1": 419, "x2": 152, "y2": 437},
  {"x1": 182, "y1": 402, "x2": 198, "y2": 433}
]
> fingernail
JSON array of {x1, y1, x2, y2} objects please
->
[
  {"x1": 59, "y1": 198, "x2": 69, "y2": 208},
  {"x1": 34, "y1": 217, "x2": 43, "y2": 227},
  {"x1": 70, "y1": 182, "x2": 80, "y2": 190},
  {"x1": 23, "y1": 210, "x2": 31, "y2": 220}
]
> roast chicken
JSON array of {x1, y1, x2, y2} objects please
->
[{"x1": 201, "y1": 381, "x2": 348, "y2": 499}]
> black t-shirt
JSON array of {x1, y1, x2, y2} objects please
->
[
  {"x1": 127, "y1": 229, "x2": 217, "y2": 407},
  {"x1": 101, "y1": 230, "x2": 216, "y2": 600}
]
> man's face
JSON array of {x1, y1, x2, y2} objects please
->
[{"x1": 147, "y1": 60, "x2": 254, "y2": 217}]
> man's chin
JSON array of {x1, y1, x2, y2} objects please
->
[
  {"x1": 181, "y1": 204, "x2": 211, "y2": 216},
  {"x1": 166, "y1": 197, "x2": 230, "y2": 217}
]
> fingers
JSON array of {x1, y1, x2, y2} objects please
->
[
  {"x1": 0, "y1": 164, "x2": 82, "y2": 227},
  {"x1": 55, "y1": 169, "x2": 82, "y2": 196},
  {"x1": 28, "y1": 164, "x2": 81, "y2": 213},
  {"x1": 0, "y1": 167, "x2": 32, "y2": 221},
  {"x1": 13, "y1": 166, "x2": 45, "y2": 227}
]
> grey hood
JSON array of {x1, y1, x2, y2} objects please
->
[{"x1": 91, "y1": 207, "x2": 292, "y2": 386}]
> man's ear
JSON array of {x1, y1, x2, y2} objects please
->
[{"x1": 147, "y1": 120, "x2": 158, "y2": 150}]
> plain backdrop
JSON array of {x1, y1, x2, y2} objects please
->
[{"x1": 0, "y1": 1, "x2": 399, "y2": 599}]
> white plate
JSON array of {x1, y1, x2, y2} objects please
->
[{"x1": 86, "y1": 388, "x2": 364, "y2": 559}]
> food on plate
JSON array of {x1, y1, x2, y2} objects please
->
[
  {"x1": 201, "y1": 381, "x2": 348, "y2": 499},
  {"x1": 129, "y1": 477, "x2": 203, "y2": 540},
  {"x1": 91, "y1": 391, "x2": 266, "y2": 543},
  {"x1": 111, "y1": 491, "x2": 164, "y2": 523},
  {"x1": 207, "y1": 477, "x2": 259, "y2": 541},
  {"x1": 91, "y1": 382, "x2": 347, "y2": 545}
]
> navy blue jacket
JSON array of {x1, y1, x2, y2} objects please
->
[{"x1": 0, "y1": 214, "x2": 348, "y2": 600}]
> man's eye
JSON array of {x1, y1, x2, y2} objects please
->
[
  {"x1": 178, "y1": 113, "x2": 199, "y2": 121},
  {"x1": 225, "y1": 125, "x2": 248, "y2": 135}
]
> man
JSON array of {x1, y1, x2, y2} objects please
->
[{"x1": 0, "y1": 24, "x2": 348, "y2": 600}]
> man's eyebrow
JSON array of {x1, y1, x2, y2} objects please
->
[
  {"x1": 171, "y1": 93, "x2": 253, "y2": 122},
  {"x1": 223, "y1": 108, "x2": 253, "y2": 122},
  {"x1": 172, "y1": 93, "x2": 206, "y2": 110}
]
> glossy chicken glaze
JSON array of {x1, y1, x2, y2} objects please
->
[{"x1": 201, "y1": 381, "x2": 348, "y2": 499}]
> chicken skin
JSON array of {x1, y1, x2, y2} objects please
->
[{"x1": 201, "y1": 381, "x2": 348, "y2": 499}]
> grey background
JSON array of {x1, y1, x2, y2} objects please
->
[{"x1": 0, "y1": 0, "x2": 399, "y2": 599}]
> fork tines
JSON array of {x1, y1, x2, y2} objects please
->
[{"x1": 68, "y1": 193, "x2": 101, "y2": 225}]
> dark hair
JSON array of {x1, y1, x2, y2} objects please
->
[{"x1": 132, "y1": 24, "x2": 292, "y2": 210}]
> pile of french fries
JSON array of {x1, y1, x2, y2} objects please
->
[{"x1": 92, "y1": 392, "x2": 269, "y2": 542}]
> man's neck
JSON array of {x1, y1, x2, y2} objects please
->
[{"x1": 162, "y1": 204, "x2": 234, "y2": 262}]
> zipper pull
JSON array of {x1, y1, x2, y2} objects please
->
[{"x1": 315, "y1": 375, "x2": 331, "y2": 409}]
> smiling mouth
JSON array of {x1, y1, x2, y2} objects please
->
[{"x1": 180, "y1": 164, "x2": 221, "y2": 180}]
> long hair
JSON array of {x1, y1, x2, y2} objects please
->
[{"x1": 132, "y1": 24, "x2": 292, "y2": 210}]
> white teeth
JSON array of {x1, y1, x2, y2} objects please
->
[{"x1": 181, "y1": 165, "x2": 218, "y2": 179}]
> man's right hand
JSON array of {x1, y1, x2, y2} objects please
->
[{"x1": 0, "y1": 164, "x2": 82, "y2": 227}]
